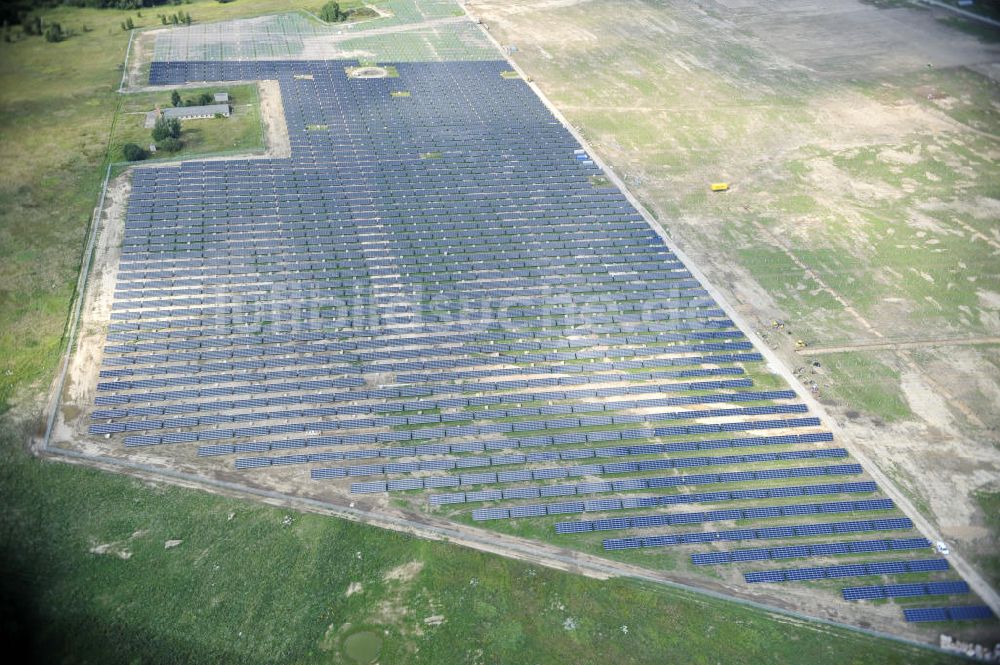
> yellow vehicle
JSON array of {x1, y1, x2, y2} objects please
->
[{"x1": 710, "y1": 182, "x2": 729, "y2": 192}]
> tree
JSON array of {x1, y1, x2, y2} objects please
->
[
  {"x1": 197, "y1": 92, "x2": 213, "y2": 105},
  {"x1": 152, "y1": 116, "x2": 181, "y2": 142},
  {"x1": 122, "y1": 143, "x2": 146, "y2": 161},
  {"x1": 44, "y1": 23, "x2": 63, "y2": 42},
  {"x1": 22, "y1": 15, "x2": 42, "y2": 36},
  {"x1": 319, "y1": 1, "x2": 345, "y2": 23},
  {"x1": 157, "y1": 137, "x2": 182, "y2": 152},
  {"x1": 170, "y1": 90, "x2": 181, "y2": 107}
]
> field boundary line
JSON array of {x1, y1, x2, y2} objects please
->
[
  {"x1": 119, "y1": 28, "x2": 135, "y2": 93},
  {"x1": 799, "y1": 336, "x2": 1000, "y2": 355}
]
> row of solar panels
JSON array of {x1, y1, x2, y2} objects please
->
[
  {"x1": 210, "y1": 428, "x2": 829, "y2": 463},
  {"x1": 110, "y1": 264, "x2": 695, "y2": 293},
  {"x1": 109, "y1": 274, "x2": 701, "y2": 304},
  {"x1": 104, "y1": 307, "x2": 729, "y2": 340},
  {"x1": 111, "y1": 279, "x2": 704, "y2": 311},
  {"x1": 112, "y1": 272, "x2": 701, "y2": 303},
  {"x1": 96, "y1": 355, "x2": 758, "y2": 404},
  {"x1": 93, "y1": 368, "x2": 747, "y2": 417},
  {"x1": 125, "y1": 191, "x2": 631, "y2": 215},
  {"x1": 112, "y1": 256, "x2": 680, "y2": 287},
  {"x1": 118, "y1": 235, "x2": 670, "y2": 264},
  {"x1": 122, "y1": 213, "x2": 649, "y2": 237},
  {"x1": 131, "y1": 167, "x2": 609, "y2": 187},
  {"x1": 117, "y1": 243, "x2": 671, "y2": 272},
  {"x1": 124, "y1": 188, "x2": 631, "y2": 215},
  {"x1": 103, "y1": 394, "x2": 806, "y2": 438},
  {"x1": 101, "y1": 327, "x2": 739, "y2": 359},
  {"x1": 123, "y1": 193, "x2": 629, "y2": 219},
  {"x1": 239, "y1": 432, "x2": 833, "y2": 473},
  {"x1": 691, "y1": 537, "x2": 931, "y2": 565},
  {"x1": 103, "y1": 325, "x2": 739, "y2": 365},
  {"x1": 842, "y1": 581, "x2": 970, "y2": 601},
  {"x1": 117, "y1": 240, "x2": 671, "y2": 273},
  {"x1": 100, "y1": 342, "x2": 743, "y2": 386},
  {"x1": 466, "y1": 481, "x2": 875, "y2": 520},
  {"x1": 326, "y1": 444, "x2": 837, "y2": 485},
  {"x1": 744, "y1": 558, "x2": 949, "y2": 583},
  {"x1": 400, "y1": 460, "x2": 859, "y2": 500},
  {"x1": 603, "y1": 518, "x2": 915, "y2": 550},
  {"x1": 120, "y1": 408, "x2": 819, "y2": 446},
  {"x1": 92, "y1": 387, "x2": 793, "y2": 434},
  {"x1": 92, "y1": 389, "x2": 794, "y2": 435},
  {"x1": 96, "y1": 369, "x2": 748, "y2": 419},
  {"x1": 903, "y1": 606, "x2": 994, "y2": 622},
  {"x1": 96, "y1": 374, "x2": 755, "y2": 410},
  {"x1": 126, "y1": 191, "x2": 631, "y2": 211},
  {"x1": 118, "y1": 402, "x2": 812, "y2": 446},
  {"x1": 555, "y1": 498, "x2": 895, "y2": 535},
  {"x1": 134, "y1": 159, "x2": 606, "y2": 179},
  {"x1": 104, "y1": 350, "x2": 748, "y2": 385}
]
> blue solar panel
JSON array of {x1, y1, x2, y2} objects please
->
[
  {"x1": 943, "y1": 606, "x2": 995, "y2": 621},
  {"x1": 845, "y1": 580, "x2": 969, "y2": 601}
]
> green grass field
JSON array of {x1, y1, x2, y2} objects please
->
[
  {"x1": 111, "y1": 84, "x2": 263, "y2": 163},
  {"x1": 0, "y1": 0, "x2": 982, "y2": 661}
]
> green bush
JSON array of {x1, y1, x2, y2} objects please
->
[
  {"x1": 151, "y1": 116, "x2": 181, "y2": 142},
  {"x1": 44, "y1": 22, "x2": 63, "y2": 42},
  {"x1": 319, "y1": 1, "x2": 346, "y2": 22},
  {"x1": 157, "y1": 137, "x2": 182, "y2": 153},
  {"x1": 122, "y1": 143, "x2": 146, "y2": 161}
]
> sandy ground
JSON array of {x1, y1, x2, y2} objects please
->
[{"x1": 258, "y1": 79, "x2": 291, "y2": 158}]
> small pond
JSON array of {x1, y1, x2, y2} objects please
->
[{"x1": 343, "y1": 629, "x2": 383, "y2": 664}]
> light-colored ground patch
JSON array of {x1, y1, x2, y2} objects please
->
[
  {"x1": 257, "y1": 79, "x2": 291, "y2": 158},
  {"x1": 383, "y1": 560, "x2": 424, "y2": 584}
]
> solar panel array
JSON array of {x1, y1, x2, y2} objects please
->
[
  {"x1": 904, "y1": 606, "x2": 995, "y2": 623},
  {"x1": 691, "y1": 537, "x2": 931, "y2": 565},
  {"x1": 86, "y1": 32, "x2": 994, "y2": 623},
  {"x1": 744, "y1": 558, "x2": 949, "y2": 583},
  {"x1": 842, "y1": 581, "x2": 970, "y2": 601}
]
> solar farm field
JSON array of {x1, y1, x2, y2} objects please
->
[
  {"x1": 24, "y1": 0, "x2": 996, "y2": 657},
  {"x1": 471, "y1": 0, "x2": 1000, "y2": 632}
]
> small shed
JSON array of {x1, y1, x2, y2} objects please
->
[{"x1": 214, "y1": 92, "x2": 230, "y2": 103}]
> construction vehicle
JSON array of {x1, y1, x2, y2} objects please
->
[
  {"x1": 795, "y1": 339, "x2": 807, "y2": 349},
  {"x1": 710, "y1": 182, "x2": 729, "y2": 192}
]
